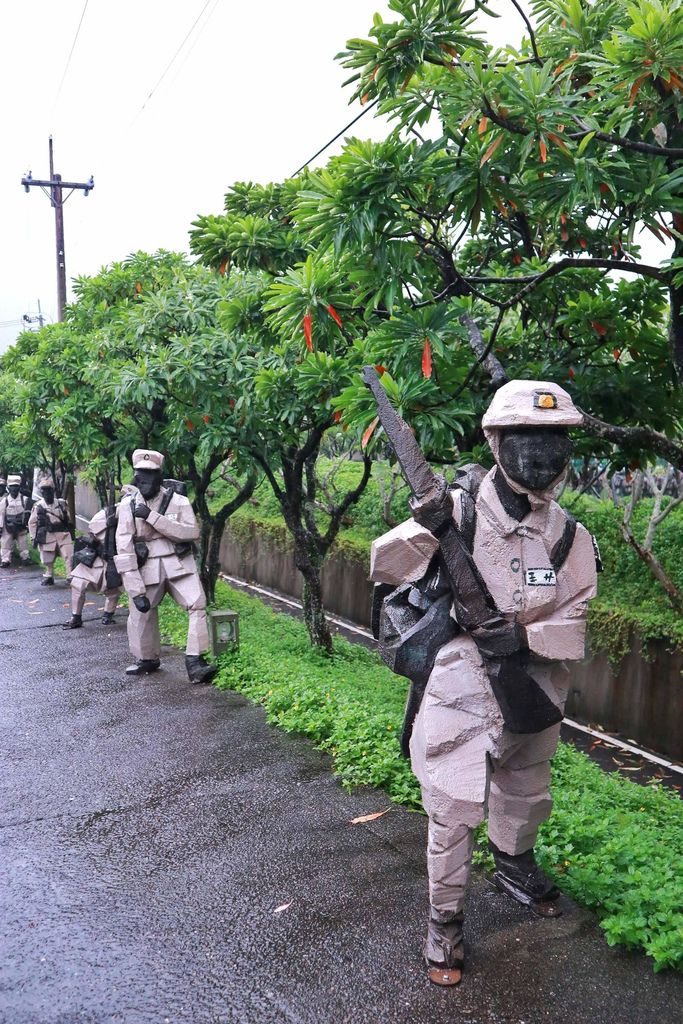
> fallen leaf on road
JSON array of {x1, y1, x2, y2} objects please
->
[
  {"x1": 28, "y1": 600, "x2": 38, "y2": 605},
  {"x1": 273, "y1": 902, "x2": 292, "y2": 914},
  {"x1": 349, "y1": 810, "x2": 390, "y2": 825}
]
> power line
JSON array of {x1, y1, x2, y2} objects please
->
[
  {"x1": 51, "y1": 0, "x2": 90, "y2": 118},
  {"x1": 133, "y1": 0, "x2": 213, "y2": 122},
  {"x1": 169, "y1": 0, "x2": 221, "y2": 89},
  {"x1": 289, "y1": 99, "x2": 378, "y2": 178}
]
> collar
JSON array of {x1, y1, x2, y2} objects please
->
[{"x1": 476, "y1": 469, "x2": 551, "y2": 537}]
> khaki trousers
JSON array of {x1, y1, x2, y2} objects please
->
[
  {"x1": 126, "y1": 562, "x2": 209, "y2": 661},
  {"x1": 411, "y1": 636, "x2": 568, "y2": 914},
  {"x1": 1, "y1": 531, "x2": 29, "y2": 563},
  {"x1": 40, "y1": 533, "x2": 74, "y2": 577},
  {"x1": 71, "y1": 576, "x2": 120, "y2": 616}
]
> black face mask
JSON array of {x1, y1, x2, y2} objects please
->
[
  {"x1": 134, "y1": 468, "x2": 162, "y2": 500},
  {"x1": 498, "y1": 428, "x2": 573, "y2": 493},
  {"x1": 42, "y1": 488, "x2": 55, "y2": 504},
  {"x1": 8, "y1": 485, "x2": 20, "y2": 499}
]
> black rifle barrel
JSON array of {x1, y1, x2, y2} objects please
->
[{"x1": 361, "y1": 366, "x2": 438, "y2": 503}]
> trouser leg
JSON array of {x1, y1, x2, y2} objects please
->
[
  {"x1": 103, "y1": 588, "x2": 120, "y2": 614},
  {"x1": 166, "y1": 572, "x2": 209, "y2": 655},
  {"x1": 18, "y1": 532, "x2": 30, "y2": 561},
  {"x1": 487, "y1": 724, "x2": 561, "y2": 856},
  {"x1": 425, "y1": 812, "x2": 475, "y2": 915},
  {"x1": 41, "y1": 547, "x2": 56, "y2": 578},
  {"x1": 127, "y1": 580, "x2": 164, "y2": 661},
  {"x1": 57, "y1": 535, "x2": 74, "y2": 573},
  {"x1": 71, "y1": 578, "x2": 90, "y2": 615},
  {"x1": 0, "y1": 533, "x2": 11, "y2": 563}
]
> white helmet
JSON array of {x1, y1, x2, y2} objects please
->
[{"x1": 482, "y1": 379, "x2": 582, "y2": 430}]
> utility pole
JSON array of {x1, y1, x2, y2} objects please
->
[
  {"x1": 21, "y1": 137, "x2": 94, "y2": 322},
  {"x1": 22, "y1": 299, "x2": 46, "y2": 331}
]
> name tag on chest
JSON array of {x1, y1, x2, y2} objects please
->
[{"x1": 526, "y1": 568, "x2": 556, "y2": 587}]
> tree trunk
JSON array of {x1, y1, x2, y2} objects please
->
[
  {"x1": 198, "y1": 520, "x2": 213, "y2": 600},
  {"x1": 300, "y1": 559, "x2": 333, "y2": 654},
  {"x1": 669, "y1": 231, "x2": 683, "y2": 382},
  {"x1": 196, "y1": 470, "x2": 258, "y2": 604}
]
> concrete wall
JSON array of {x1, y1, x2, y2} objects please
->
[{"x1": 77, "y1": 480, "x2": 683, "y2": 760}]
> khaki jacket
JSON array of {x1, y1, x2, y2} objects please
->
[
  {"x1": 0, "y1": 493, "x2": 31, "y2": 533},
  {"x1": 28, "y1": 497, "x2": 71, "y2": 552},
  {"x1": 114, "y1": 489, "x2": 200, "y2": 598},
  {"x1": 370, "y1": 469, "x2": 598, "y2": 662},
  {"x1": 70, "y1": 506, "x2": 109, "y2": 584}
]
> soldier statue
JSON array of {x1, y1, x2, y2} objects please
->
[
  {"x1": 62, "y1": 485, "x2": 136, "y2": 629},
  {"x1": 28, "y1": 477, "x2": 74, "y2": 585},
  {"x1": 367, "y1": 377, "x2": 599, "y2": 986},
  {"x1": 114, "y1": 449, "x2": 218, "y2": 684},
  {"x1": 0, "y1": 475, "x2": 32, "y2": 567}
]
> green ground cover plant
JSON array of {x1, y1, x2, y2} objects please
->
[
  {"x1": 158, "y1": 580, "x2": 683, "y2": 972},
  {"x1": 213, "y1": 461, "x2": 683, "y2": 658}
]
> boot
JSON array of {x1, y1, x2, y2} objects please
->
[
  {"x1": 101, "y1": 611, "x2": 115, "y2": 625},
  {"x1": 41, "y1": 576, "x2": 55, "y2": 586},
  {"x1": 125, "y1": 659, "x2": 161, "y2": 675},
  {"x1": 424, "y1": 907, "x2": 464, "y2": 986},
  {"x1": 185, "y1": 653, "x2": 218, "y2": 685},
  {"x1": 489, "y1": 841, "x2": 562, "y2": 917},
  {"x1": 63, "y1": 614, "x2": 83, "y2": 630},
  {"x1": 0, "y1": 562, "x2": 9, "y2": 568}
]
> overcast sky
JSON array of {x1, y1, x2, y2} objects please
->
[{"x1": 0, "y1": 1, "x2": 664, "y2": 354}]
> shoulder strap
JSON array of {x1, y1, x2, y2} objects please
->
[
  {"x1": 550, "y1": 512, "x2": 577, "y2": 572},
  {"x1": 158, "y1": 486, "x2": 174, "y2": 517},
  {"x1": 453, "y1": 463, "x2": 486, "y2": 554}
]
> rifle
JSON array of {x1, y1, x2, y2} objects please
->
[
  {"x1": 362, "y1": 365, "x2": 562, "y2": 736},
  {"x1": 34, "y1": 504, "x2": 49, "y2": 548},
  {"x1": 103, "y1": 475, "x2": 123, "y2": 590}
]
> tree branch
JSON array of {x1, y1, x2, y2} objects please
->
[
  {"x1": 508, "y1": 0, "x2": 542, "y2": 65},
  {"x1": 580, "y1": 411, "x2": 683, "y2": 471},
  {"x1": 481, "y1": 97, "x2": 683, "y2": 158},
  {"x1": 458, "y1": 311, "x2": 508, "y2": 391},
  {"x1": 321, "y1": 454, "x2": 372, "y2": 553},
  {"x1": 474, "y1": 258, "x2": 666, "y2": 311}
]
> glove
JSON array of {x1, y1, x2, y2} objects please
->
[
  {"x1": 133, "y1": 595, "x2": 151, "y2": 613},
  {"x1": 409, "y1": 475, "x2": 454, "y2": 534},
  {"x1": 133, "y1": 504, "x2": 150, "y2": 520},
  {"x1": 106, "y1": 512, "x2": 118, "y2": 528}
]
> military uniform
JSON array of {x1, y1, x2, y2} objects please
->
[
  {"x1": 0, "y1": 475, "x2": 31, "y2": 566},
  {"x1": 69, "y1": 506, "x2": 122, "y2": 620},
  {"x1": 28, "y1": 478, "x2": 74, "y2": 582},
  {"x1": 115, "y1": 449, "x2": 215, "y2": 683},
  {"x1": 370, "y1": 380, "x2": 598, "y2": 982}
]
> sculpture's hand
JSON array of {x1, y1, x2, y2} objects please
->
[
  {"x1": 473, "y1": 618, "x2": 527, "y2": 659},
  {"x1": 133, "y1": 504, "x2": 150, "y2": 520},
  {"x1": 133, "y1": 595, "x2": 151, "y2": 613},
  {"x1": 410, "y1": 475, "x2": 454, "y2": 534}
]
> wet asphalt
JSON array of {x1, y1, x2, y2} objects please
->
[{"x1": 1, "y1": 564, "x2": 682, "y2": 1024}]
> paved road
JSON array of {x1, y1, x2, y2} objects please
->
[{"x1": 1, "y1": 565, "x2": 682, "y2": 1024}]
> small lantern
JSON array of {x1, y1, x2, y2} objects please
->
[{"x1": 209, "y1": 609, "x2": 239, "y2": 656}]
